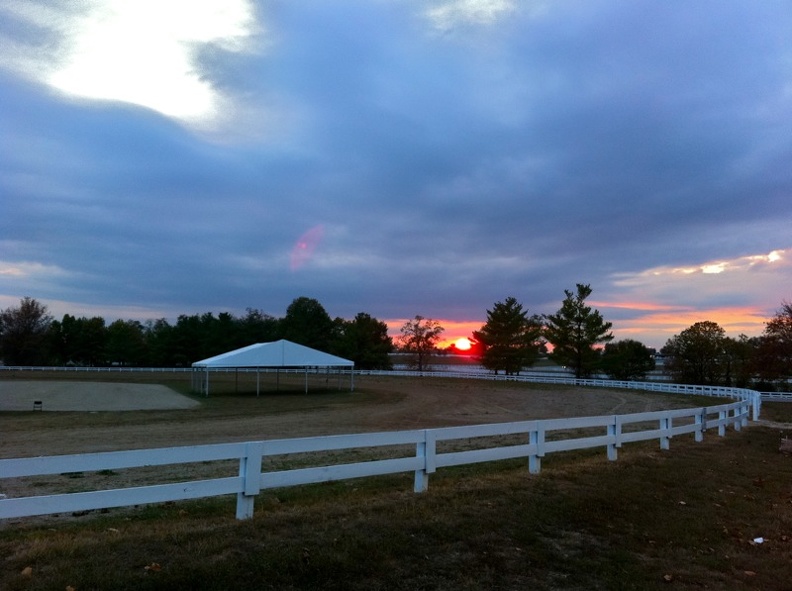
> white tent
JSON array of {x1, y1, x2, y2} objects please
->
[{"x1": 191, "y1": 340, "x2": 355, "y2": 396}]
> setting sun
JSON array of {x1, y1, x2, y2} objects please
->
[{"x1": 454, "y1": 337, "x2": 472, "y2": 351}]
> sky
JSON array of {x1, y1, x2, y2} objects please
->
[{"x1": 1, "y1": 0, "x2": 791, "y2": 350}]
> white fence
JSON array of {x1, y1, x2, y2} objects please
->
[
  {"x1": 2, "y1": 364, "x2": 789, "y2": 403},
  {"x1": 0, "y1": 396, "x2": 751, "y2": 521}
]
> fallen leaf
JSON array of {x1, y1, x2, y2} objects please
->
[
  {"x1": 663, "y1": 574, "x2": 673, "y2": 582},
  {"x1": 144, "y1": 563, "x2": 162, "y2": 572},
  {"x1": 744, "y1": 570, "x2": 757, "y2": 576},
  {"x1": 21, "y1": 566, "x2": 32, "y2": 577},
  {"x1": 66, "y1": 586, "x2": 76, "y2": 591}
]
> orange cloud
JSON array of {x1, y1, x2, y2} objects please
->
[{"x1": 606, "y1": 305, "x2": 769, "y2": 348}]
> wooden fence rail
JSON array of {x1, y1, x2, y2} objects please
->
[{"x1": 0, "y1": 398, "x2": 750, "y2": 521}]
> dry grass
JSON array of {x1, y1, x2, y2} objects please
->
[
  {"x1": 3, "y1": 423, "x2": 792, "y2": 590},
  {"x1": 1, "y1": 374, "x2": 789, "y2": 590}
]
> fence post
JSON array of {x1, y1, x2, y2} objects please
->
[
  {"x1": 718, "y1": 410, "x2": 726, "y2": 436},
  {"x1": 607, "y1": 417, "x2": 619, "y2": 461},
  {"x1": 733, "y1": 407, "x2": 742, "y2": 432},
  {"x1": 695, "y1": 408, "x2": 705, "y2": 442},
  {"x1": 529, "y1": 427, "x2": 545, "y2": 474},
  {"x1": 236, "y1": 442, "x2": 263, "y2": 520},
  {"x1": 659, "y1": 416, "x2": 671, "y2": 450},
  {"x1": 414, "y1": 430, "x2": 436, "y2": 493}
]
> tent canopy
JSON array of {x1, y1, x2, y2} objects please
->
[
  {"x1": 191, "y1": 340, "x2": 354, "y2": 395},
  {"x1": 192, "y1": 339, "x2": 354, "y2": 369}
]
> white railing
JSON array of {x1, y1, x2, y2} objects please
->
[
  {"x1": 1, "y1": 365, "x2": 771, "y2": 409},
  {"x1": 0, "y1": 399, "x2": 751, "y2": 521},
  {"x1": 352, "y1": 370, "x2": 765, "y2": 420}
]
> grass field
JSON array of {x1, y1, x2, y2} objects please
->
[{"x1": 1, "y1": 373, "x2": 791, "y2": 589}]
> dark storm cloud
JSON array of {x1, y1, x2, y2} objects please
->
[{"x1": 1, "y1": 0, "x2": 791, "y2": 345}]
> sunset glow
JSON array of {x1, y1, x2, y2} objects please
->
[{"x1": 454, "y1": 337, "x2": 473, "y2": 351}]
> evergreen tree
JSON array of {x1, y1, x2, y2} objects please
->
[
  {"x1": 544, "y1": 284, "x2": 613, "y2": 378},
  {"x1": 473, "y1": 296, "x2": 543, "y2": 375}
]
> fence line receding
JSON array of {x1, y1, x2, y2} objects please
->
[{"x1": 0, "y1": 396, "x2": 751, "y2": 521}]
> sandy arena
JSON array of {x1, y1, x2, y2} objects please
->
[{"x1": 0, "y1": 380, "x2": 199, "y2": 412}]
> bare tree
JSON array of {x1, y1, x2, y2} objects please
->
[
  {"x1": 755, "y1": 300, "x2": 792, "y2": 388},
  {"x1": 398, "y1": 315, "x2": 444, "y2": 372},
  {"x1": 0, "y1": 296, "x2": 53, "y2": 365}
]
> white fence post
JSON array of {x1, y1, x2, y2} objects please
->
[
  {"x1": 607, "y1": 417, "x2": 619, "y2": 461},
  {"x1": 695, "y1": 409, "x2": 705, "y2": 443},
  {"x1": 718, "y1": 411, "x2": 727, "y2": 436},
  {"x1": 529, "y1": 428, "x2": 545, "y2": 474},
  {"x1": 236, "y1": 442, "x2": 263, "y2": 520},
  {"x1": 413, "y1": 430, "x2": 435, "y2": 493},
  {"x1": 660, "y1": 416, "x2": 671, "y2": 450}
]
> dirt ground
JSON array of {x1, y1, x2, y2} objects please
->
[
  {"x1": 0, "y1": 375, "x2": 709, "y2": 458},
  {"x1": 0, "y1": 380, "x2": 199, "y2": 412},
  {"x1": 0, "y1": 375, "x2": 746, "y2": 525}
]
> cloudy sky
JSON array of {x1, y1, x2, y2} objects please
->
[{"x1": 1, "y1": 0, "x2": 791, "y2": 349}]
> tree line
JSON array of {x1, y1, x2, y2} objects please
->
[
  {"x1": 0, "y1": 296, "x2": 394, "y2": 370},
  {"x1": 399, "y1": 284, "x2": 619, "y2": 378},
  {"x1": 398, "y1": 285, "x2": 792, "y2": 390},
  {"x1": 660, "y1": 309, "x2": 792, "y2": 390},
  {"x1": 1, "y1": 289, "x2": 790, "y2": 389}
]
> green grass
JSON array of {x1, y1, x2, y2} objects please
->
[{"x1": 3, "y1": 419, "x2": 792, "y2": 590}]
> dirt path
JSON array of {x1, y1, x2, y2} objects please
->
[{"x1": 0, "y1": 376, "x2": 703, "y2": 458}]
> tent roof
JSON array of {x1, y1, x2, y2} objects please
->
[{"x1": 191, "y1": 340, "x2": 354, "y2": 369}]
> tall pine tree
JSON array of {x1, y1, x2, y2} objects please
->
[
  {"x1": 473, "y1": 297, "x2": 543, "y2": 375},
  {"x1": 544, "y1": 284, "x2": 613, "y2": 378}
]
